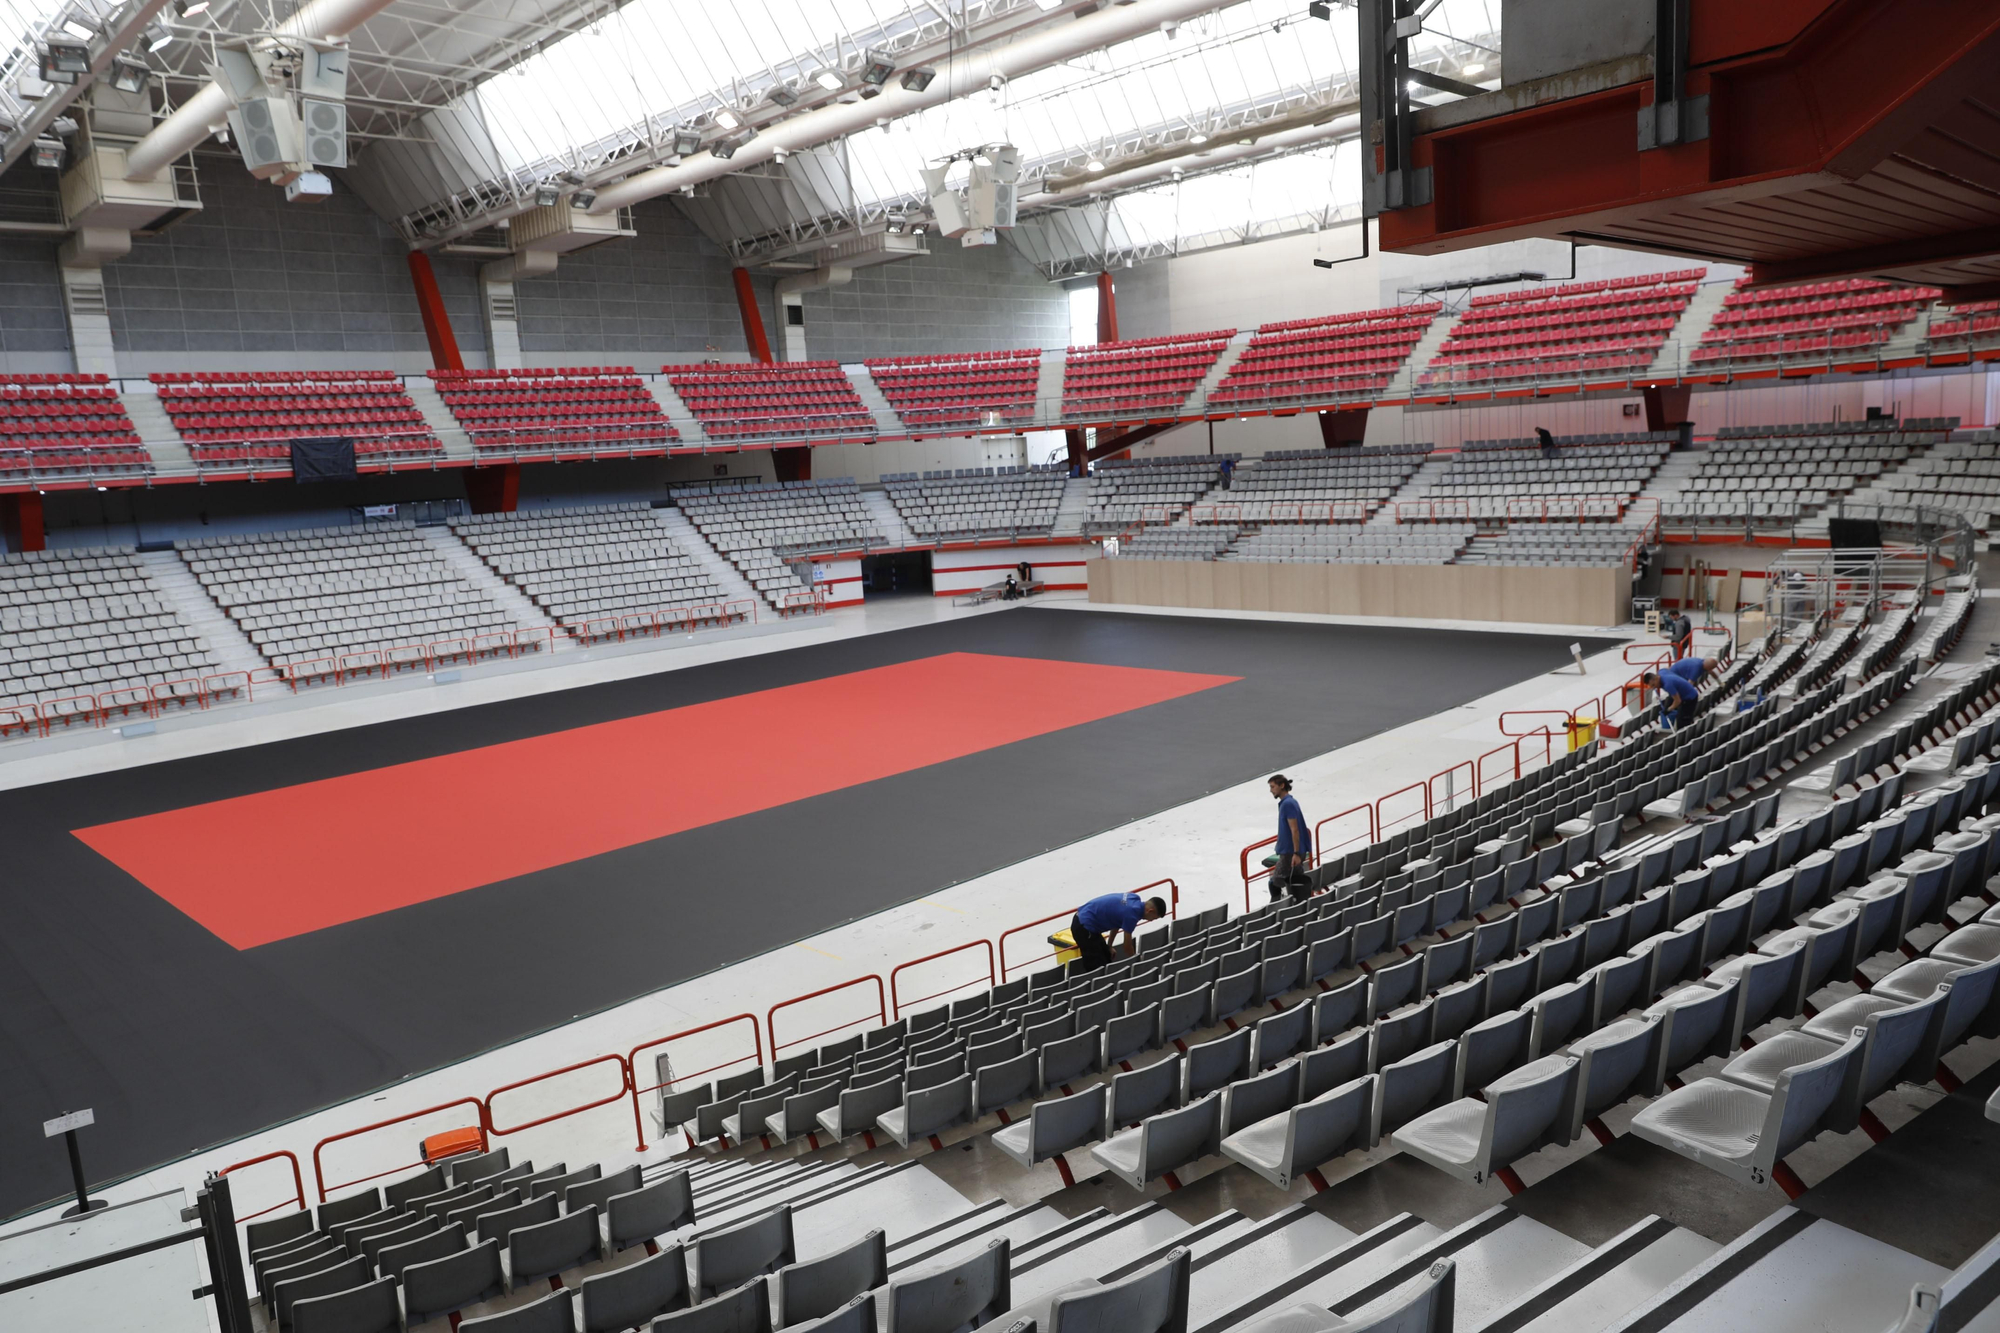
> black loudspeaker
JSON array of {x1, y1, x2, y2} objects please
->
[{"x1": 1827, "y1": 518, "x2": 1882, "y2": 549}]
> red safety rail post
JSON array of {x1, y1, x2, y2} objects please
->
[
  {"x1": 999, "y1": 878, "x2": 1179, "y2": 979},
  {"x1": 766, "y1": 974, "x2": 887, "y2": 1060},
  {"x1": 1475, "y1": 737, "x2": 1524, "y2": 796},
  {"x1": 484, "y1": 1053, "x2": 632, "y2": 1151},
  {"x1": 1312, "y1": 805, "x2": 1377, "y2": 866},
  {"x1": 42, "y1": 694, "x2": 100, "y2": 730},
  {"x1": 1374, "y1": 779, "x2": 1430, "y2": 839},
  {"x1": 312, "y1": 1097, "x2": 487, "y2": 1203},
  {"x1": 1498, "y1": 708, "x2": 1574, "y2": 737},
  {"x1": 627, "y1": 1012, "x2": 763, "y2": 1152},
  {"x1": 218, "y1": 1149, "x2": 306, "y2": 1223},
  {"x1": 202, "y1": 670, "x2": 252, "y2": 705},
  {"x1": 1428, "y1": 759, "x2": 1476, "y2": 816},
  {"x1": 890, "y1": 939, "x2": 996, "y2": 1019},
  {"x1": 0, "y1": 705, "x2": 40, "y2": 738}
]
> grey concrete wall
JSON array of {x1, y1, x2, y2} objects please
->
[
  {"x1": 0, "y1": 232, "x2": 71, "y2": 371},
  {"x1": 96, "y1": 153, "x2": 486, "y2": 372},
  {"x1": 795, "y1": 235, "x2": 1069, "y2": 361},
  {"x1": 512, "y1": 198, "x2": 760, "y2": 363}
]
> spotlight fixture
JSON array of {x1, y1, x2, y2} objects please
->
[
  {"x1": 1188, "y1": 130, "x2": 1209, "y2": 144},
  {"x1": 58, "y1": 16, "x2": 97, "y2": 40},
  {"x1": 172, "y1": 0, "x2": 209, "y2": 16},
  {"x1": 142, "y1": 22, "x2": 173, "y2": 50},
  {"x1": 672, "y1": 127, "x2": 702, "y2": 156},
  {"x1": 858, "y1": 48, "x2": 896, "y2": 87},
  {"x1": 859, "y1": 85, "x2": 880, "y2": 99},
  {"x1": 570, "y1": 188, "x2": 597, "y2": 208},
  {"x1": 714, "y1": 108, "x2": 740, "y2": 130},
  {"x1": 109, "y1": 55, "x2": 149, "y2": 94},
  {"x1": 773, "y1": 145, "x2": 790, "y2": 163},
  {"x1": 1461, "y1": 61, "x2": 1485, "y2": 76},
  {"x1": 886, "y1": 212, "x2": 906, "y2": 234},
  {"x1": 1312, "y1": 258, "x2": 1335, "y2": 269},
  {"x1": 31, "y1": 136, "x2": 63, "y2": 168},
  {"x1": 1161, "y1": 18, "x2": 1178, "y2": 37},
  {"x1": 709, "y1": 129, "x2": 755, "y2": 160},
  {"x1": 1084, "y1": 157, "x2": 1105, "y2": 172},
  {"x1": 40, "y1": 38, "x2": 88, "y2": 80},
  {"x1": 899, "y1": 67, "x2": 935, "y2": 92},
  {"x1": 811, "y1": 68, "x2": 843, "y2": 91},
  {"x1": 1033, "y1": 0, "x2": 1060, "y2": 9},
  {"x1": 1307, "y1": 0, "x2": 1331, "y2": 17},
  {"x1": 680, "y1": 184, "x2": 695, "y2": 196},
  {"x1": 988, "y1": 73, "x2": 1004, "y2": 94},
  {"x1": 534, "y1": 182, "x2": 560, "y2": 206},
  {"x1": 766, "y1": 83, "x2": 797, "y2": 107},
  {"x1": 911, "y1": 222, "x2": 926, "y2": 235}
]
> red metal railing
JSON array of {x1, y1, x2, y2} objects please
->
[
  {"x1": 218, "y1": 1149, "x2": 306, "y2": 1222},
  {"x1": 890, "y1": 939, "x2": 997, "y2": 1019},
  {"x1": 311, "y1": 1097, "x2": 487, "y2": 1203},
  {"x1": 1375, "y1": 779, "x2": 1430, "y2": 837},
  {"x1": 484, "y1": 1053, "x2": 631, "y2": 1138},
  {"x1": 1499, "y1": 709, "x2": 1575, "y2": 737},
  {"x1": 996, "y1": 878, "x2": 1181, "y2": 980},
  {"x1": 626, "y1": 1012, "x2": 763, "y2": 1152},
  {"x1": 1428, "y1": 760, "x2": 1476, "y2": 815},
  {"x1": 766, "y1": 974, "x2": 887, "y2": 1058}
]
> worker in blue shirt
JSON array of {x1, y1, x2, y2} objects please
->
[
  {"x1": 1269, "y1": 773, "x2": 1312, "y2": 900},
  {"x1": 1666, "y1": 656, "x2": 1718, "y2": 687},
  {"x1": 1643, "y1": 665, "x2": 1700, "y2": 729},
  {"x1": 1069, "y1": 891, "x2": 1167, "y2": 973}
]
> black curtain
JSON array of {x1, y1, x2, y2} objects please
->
[{"x1": 290, "y1": 437, "x2": 358, "y2": 482}]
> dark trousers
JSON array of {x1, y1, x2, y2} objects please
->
[
  {"x1": 1070, "y1": 915, "x2": 1115, "y2": 973},
  {"x1": 1269, "y1": 855, "x2": 1310, "y2": 902}
]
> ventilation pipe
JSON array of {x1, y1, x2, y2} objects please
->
[
  {"x1": 773, "y1": 266, "x2": 854, "y2": 361},
  {"x1": 123, "y1": 0, "x2": 401, "y2": 181},
  {"x1": 587, "y1": 0, "x2": 1232, "y2": 216}
]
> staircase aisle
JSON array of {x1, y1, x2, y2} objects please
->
[
  {"x1": 647, "y1": 378, "x2": 710, "y2": 445},
  {"x1": 845, "y1": 367, "x2": 904, "y2": 438},
  {"x1": 860, "y1": 488, "x2": 917, "y2": 549},
  {"x1": 420, "y1": 528, "x2": 572, "y2": 651},
  {"x1": 1650, "y1": 281, "x2": 1732, "y2": 377},
  {"x1": 403, "y1": 377, "x2": 476, "y2": 460},
  {"x1": 1365, "y1": 452, "x2": 1450, "y2": 526},
  {"x1": 139, "y1": 550, "x2": 266, "y2": 676},
  {"x1": 1052, "y1": 476, "x2": 1091, "y2": 539},
  {"x1": 123, "y1": 388, "x2": 193, "y2": 474},
  {"x1": 1381, "y1": 311, "x2": 1457, "y2": 397},
  {"x1": 653, "y1": 505, "x2": 769, "y2": 611},
  {"x1": 1184, "y1": 332, "x2": 1253, "y2": 414}
]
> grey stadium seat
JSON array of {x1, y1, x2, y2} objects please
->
[
  {"x1": 581, "y1": 1242, "x2": 689, "y2": 1333},
  {"x1": 774, "y1": 1230, "x2": 886, "y2": 1327},
  {"x1": 404, "y1": 1239, "x2": 506, "y2": 1326},
  {"x1": 610, "y1": 1171, "x2": 696, "y2": 1252},
  {"x1": 991, "y1": 1084, "x2": 1106, "y2": 1173},
  {"x1": 1092, "y1": 1093, "x2": 1223, "y2": 1189},
  {"x1": 1393, "y1": 1054, "x2": 1580, "y2": 1188},
  {"x1": 290, "y1": 1275, "x2": 402, "y2": 1333},
  {"x1": 1220, "y1": 1075, "x2": 1374, "y2": 1190},
  {"x1": 885, "y1": 1238, "x2": 1010, "y2": 1333},
  {"x1": 653, "y1": 1276, "x2": 774, "y2": 1333},
  {"x1": 694, "y1": 1205, "x2": 796, "y2": 1300},
  {"x1": 459, "y1": 1288, "x2": 576, "y2": 1332},
  {"x1": 509, "y1": 1205, "x2": 605, "y2": 1292},
  {"x1": 1046, "y1": 1247, "x2": 1190, "y2": 1333}
]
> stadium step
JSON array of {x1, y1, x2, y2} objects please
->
[
  {"x1": 401, "y1": 377, "x2": 476, "y2": 460},
  {"x1": 846, "y1": 367, "x2": 908, "y2": 438},
  {"x1": 121, "y1": 386, "x2": 195, "y2": 473},
  {"x1": 646, "y1": 378, "x2": 709, "y2": 443},
  {"x1": 139, "y1": 549, "x2": 265, "y2": 678},
  {"x1": 1007, "y1": 1201, "x2": 1207, "y2": 1303},
  {"x1": 1035, "y1": 349, "x2": 1068, "y2": 424},
  {"x1": 1652, "y1": 280, "x2": 1734, "y2": 378},
  {"x1": 1381, "y1": 311, "x2": 1458, "y2": 399},
  {"x1": 1052, "y1": 476, "x2": 1091, "y2": 538},
  {"x1": 653, "y1": 504, "x2": 771, "y2": 611},
  {"x1": 1364, "y1": 453, "x2": 1450, "y2": 526},
  {"x1": 1185, "y1": 332, "x2": 1255, "y2": 414},
  {"x1": 1472, "y1": 1215, "x2": 1719, "y2": 1333},
  {"x1": 860, "y1": 487, "x2": 917, "y2": 549},
  {"x1": 420, "y1": 527, "x2": 568, "y2": 650}
]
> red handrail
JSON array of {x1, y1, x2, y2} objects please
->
[
  {"x1": 1428, "y1": 760, "x2": 1475, "y2": 814},
  {"x1": 311, "y1": 1097, "x2": 486, "y2": 1203},
  {"x1": 1374, "y1": 779, "x2": 1430, "y2": 836},
  {"x1": 890, "y1": 939, "x2": 997, "y2": 1019},
  {"x1": 766, "y1": 974, "x2": 887, "y2": 1058},
  {"x1": 626, "y1": 1012, "x2": 763, "y2": 1152},
  {"x1": 1498, "y1": 708, "x2": 1575, "y2": 737},
  {"x1": 484, "y1": 1053, "x2": 631, "y2": 1137},
  {"x1": 996, "y1": 878, "x2": 1180, "y2": 980},
  {"x1": 218, "y1": 1149, "x2": 306, "y2": 1223},
  {"x1": 1314, "y1": 804, "x2": 1377, "y2": 862},
  {"x1": 1476, "y1": 737, "x2": 1524, "y2": 794}
]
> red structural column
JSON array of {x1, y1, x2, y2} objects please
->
[
  {"x1": 406, "y1": 251, "x2": 463, "y2": 372},
  {"x1": 464, "y1": 466, "x2": 519, "y2": 514},
  {"x1": 1095, "y1": 271, "x2": 1119, "y2": 344},
  {"x1": 1, "y1": 492, "x2": 45, "y2": 552},
  {"x1": 733, "y1": 267, "x2": 774, "y2": 363}
]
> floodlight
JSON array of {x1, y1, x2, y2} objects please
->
[
  {"x1": 858, "y1": 48, "x2": 895, "y2": 87},
  {"x1": 571, "y1": 188, "x2": 597, "y2": 208},
  {"x1": 672, "y1": 127, "x2": 701, "y2": 156},
  {"x1": 1161, "y1": 18, "x2": 1178, "y2": 36},
  {"x1": 773, "y1": 146, "x2": 790, "y2": 163},
  {"x1": 1307, "y1": 1, "x2": 1331, "y2": 17},
  {"x1": 1033, "y1": 0, "x2": 1060, "y2": 9},
  {"x1": 534, "y1": 182, "x2": 559, "y2": 206},
  {"x1": 1188, "y1": 131, "x2": 1209, "y2": 144},
  {"x1": 899, "y1": 67, "x2": 935, "y2": 92},
  {"x1": 172, "y1": 0, "x2": 209, "y2": 16},
  {"x1": 710, "y1": 129, "x2": 754, "y2": 159},
  {"x1": 143, "y1": 23, "x2": 173, "y2": 51},
  {"x1": 886, "y1": 212, "x2": 906, "y2": 234},
  {"x1": 58, "y1": 16, "x2": 96, "y2": 41},
  {"x1": 911, "y1": 222, "x2": 926, "y2": 235},
  {"x1": 714, "y1": 108, "x2": 740, "y2": 130},
  {"x1": 766, "y1": 83, "x2": 797, "y2": 106},
  {"x1": 811, "y1": 68, "x2": 842, "y2": 91},
  {"x1": 31, "y1": 136, "x2": 63, "y2": 168},
  {"x1": 109, "y1": 56, "x2": 149, "y2": 93},
  {"x1": 41, "y1": 38, "x2": 88, "y2": 78},
  {"x1": 1085, "y1": 157, "x2": 1104, "y2": 172},
  {"x1": 1461, "y1": 61, "x2": 1485, "y2": 76}
]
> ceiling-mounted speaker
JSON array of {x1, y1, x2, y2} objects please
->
[
  {"x1": 301, "y1": 97, "x2": 347, "y2": 168},
  {"x1": 300, "y1": 44, "x2": 348, "y2": 99},
  {"x1": 233, "y1": 96, "x2": 301, "y2": 177}
]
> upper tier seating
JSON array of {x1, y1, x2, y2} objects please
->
[
  {"x1": 451, "y1": 506, "x2": 731, "y2": 635},
  {"x1": 1844, "y1": 425, "x2": 2000, "y2": 526},
  {"x1": 882, "y1": 466, "x2": 1066, "y2": 540},
  {"x1": 1208, "y1": 305, "x2": 1440, "y2": 408},
  {"x1": 1062, "y1": 331, "x2": 1233, "y2": 419},
  {"x1": 866, "y1": 350, "x2": 1042, "y2": 434},
  {"x1": 1415, "y1": 435, "x2": 1669, "y2": 521},
  {"x1": 0, "y1": 548, "x2": 217, "y2": 722},
  {"x1": 1421, "y1": 271, "x2": 1704, "y2": 386},
  {"x1": 150, "y1": 370, "x2": 442, "y2": 467},
  {"x1": 1662, "y1": 417, "x2": 1951, "y2": 529},
  {"x1": 1927, "y1": 299, "x2": 2000, "y2": 352},
  {"x1": 663, "y1": 363, "x2": 873, "y2": 443},
  {"x1": 1191, "y1": 445, "x2": 1429, "y2": 524},
  {"x1": 1225, "y1": 524, "x2": 1475, "y2": 565},
  {"x1": 427, "y1": 368, "x2": 676, "y2": 455},
  {"x1": 179, "y1": 523, "x2": 520, "y2": 673},
  {"x1": 1085, "y1": 455, "x2": 1231, "y2": 533},
  {"x1": 1693, "y1": 278, "x2": 1939, "y2": 367},
  {"x1": 0, "y1": 375, "x2": 148, "y2": 475},
  {"x1": 671, "y1": 480, "x2": 882, "y2": 608}
]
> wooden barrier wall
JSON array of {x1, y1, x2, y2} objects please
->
[{"x1": 1086, "y1": 558, "x2": 1631, "y2": 627}]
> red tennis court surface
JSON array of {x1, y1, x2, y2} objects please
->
[{"x1": 74, "y1": 651, "x2": 1237, "y2": 948}]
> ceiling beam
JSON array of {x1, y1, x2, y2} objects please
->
[
  {"x1": 0, "y1": 0, "x2": 176, "y2": 175},
  {"x1": 1744, "y1": 225, "x2": 2000, "y2": 288}
]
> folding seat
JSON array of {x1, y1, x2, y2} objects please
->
[
  {"x1": 1184, "y1": 1028, "x2": 1253, "y2": 1100},
  {"x1": 1629, "y1": 1029, "x2": 1863, "y2": 1189},
  {"x1": 528, "y1": 1165, "x2": 601, "y2": 1204},
  {"x1": 1645, "y1": 977, "x2": 1744, "y2": 1089},
  {"x1": 1531, "y1": 929, "x2": 1586, "y2": 994},
  {"x1": 1370, "y1": 1000, "x2": 1436, "y2": 1072},
  {"x1": 1368, "y1": 955, "x2": 1424, "y2": 1018},
  {"x1": 1311, "y1": 975, "x2": 1369, "y2": 1047},
  {"x1": 1485, "y1": 954, "x2": 1537, "y2": 1016}
]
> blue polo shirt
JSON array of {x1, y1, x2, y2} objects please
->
[
  {"x1": 1656, "y1": 671, "x2": 1698, "y2": 704},
  {"x1": 1275, "y1": 793, "x2": 1310, "y2": 857},
  {"x1": 1077, "y1": 892, "x2": 1145, "y2": 935},
  {"x1": 1665, "y1": 657, "x2": 1706, "y2": 685}
]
